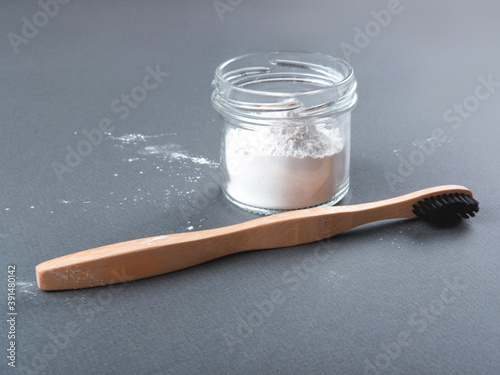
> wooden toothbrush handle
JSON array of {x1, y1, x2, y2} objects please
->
[
  {"x1": 36, "y1": 209, "x2": 336, "y2": 291},
  {"x1": 36, "y1": 185, "x2": 472, "y2": 291}
]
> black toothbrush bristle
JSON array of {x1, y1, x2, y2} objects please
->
[{"x1": 412, "y1": 193, "x2": 479, "y2": 225}]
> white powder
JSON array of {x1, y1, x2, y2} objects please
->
[
  {"x1": 142, "y1": 145, "x2": 217, "y2": 166},
  {"x1": 225, "y1": 115, "x2": 349, "y2": 211}
]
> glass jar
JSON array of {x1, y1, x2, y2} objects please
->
[{"x1": 211, "y1": 52, "x2": 357, "y2": 215}]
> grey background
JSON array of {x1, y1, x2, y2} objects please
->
[{"x1": 1, "y1": 0, "x2": 499, "y2": 374}]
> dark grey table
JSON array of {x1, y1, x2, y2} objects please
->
[{"x1": 1, "y1": 1, "x2": 499, "y2": 374}]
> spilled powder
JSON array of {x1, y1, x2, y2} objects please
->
[
  {"x1": 3, "y1": 133, "x2": 220, "y2": 239},
  {"x1": 107, "y1": 132, "x2": 220, "y2": 231},
  {"x1": 108, "y1": 132, "x2": 218, "y2": 167},
  {"x1": 107, "y1": 133, "x2": 176, "y2": 145},
  {"x1": 144, "y1": 145, "x2": 216, "y2": 166},
  {"x1": 17, "y1": 281, "x2": 39, "y2": 298},
  {"x1": 4, "y1": 133, "x2": 220, "y2": 233}
]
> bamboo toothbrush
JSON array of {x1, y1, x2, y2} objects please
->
[{"x1": 36, "y1": 185, "x2": 479, "y2": 291}]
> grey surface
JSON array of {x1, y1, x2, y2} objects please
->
[{"x1": 1, "y1": 0, "x2": 499, "y2": 374}]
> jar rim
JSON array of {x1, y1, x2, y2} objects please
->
[
  {"x1": 213, "y1": 51, "x2": 355, "y2": 97},
  {"x1": 212, "y1": 52, "x2": 357, "y2": 121}
]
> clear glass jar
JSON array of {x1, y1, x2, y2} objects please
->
[{"x1": 211, "y1": 52, "x2": 357, "y2": 215}]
